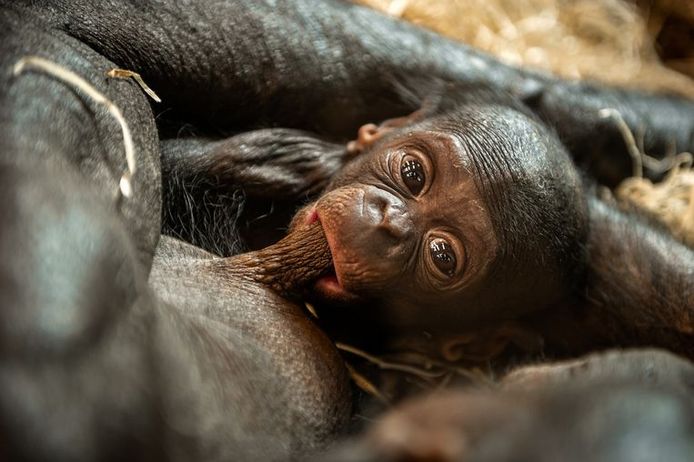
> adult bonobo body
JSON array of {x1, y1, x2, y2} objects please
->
[
  {"x1": 1, "y1": 218, "x2": 350, "y2": 460},
  {"x1": 147, "y1": 223, "x2": 351, "y2": 461}
]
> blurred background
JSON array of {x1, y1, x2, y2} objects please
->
[{"x1": 357, "y1": 0, "x2": 694, "y2": 96}]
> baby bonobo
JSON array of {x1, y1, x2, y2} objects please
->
[
  {"x1": 161, "y1": 90, "x2": 692, "y2": 361},
  {"x1": 297, "y1": 101, "x2": 585, "y2": 336}
]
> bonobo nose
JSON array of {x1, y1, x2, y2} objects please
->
[{"x1": 362, "y1": 185, "x2": 412, "y2": 240}]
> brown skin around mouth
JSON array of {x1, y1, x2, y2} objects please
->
[
  {"x1": 225, "y1": 216, "x2": 335, "y2": 297},
  {"x1": 292, "y1": 205, "x2": 362, "y2": 303}
]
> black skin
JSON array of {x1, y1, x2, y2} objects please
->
[
  {"x1": 1, "y1": 0, "x2": 694, "y2": 459},
  {"x1": 321, "y1": 349, "x2": 694, "y2": 462}
]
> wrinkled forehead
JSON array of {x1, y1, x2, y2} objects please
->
[
  {"x1": 336, "y1": 103, "x2": 560, "y2": 195},
  {"x1": 414, "y1": 104, "x2": 556, "y2": 168},
  {"x1": 395, "y1": 127, "x2": 474, "y2": 171}
]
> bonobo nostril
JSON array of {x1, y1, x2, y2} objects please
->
[{"x1": 363, "y1": 186, "x2": 411, "y2": 240}]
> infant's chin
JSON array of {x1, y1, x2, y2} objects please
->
[{"x1": 312, "y1": 274, "x2": 360, "y2": 304}]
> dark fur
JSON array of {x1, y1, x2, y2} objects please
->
[
  {"x1": 160, "y1": 129, "x2": 347, "y2": 255},
  {"x1": 321, "y1": 349, "x2": 694, "y2": 462}
]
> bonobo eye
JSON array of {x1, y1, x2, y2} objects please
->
[
  {"x1": 400, "y1": 155, "x2": 425, "y2": 195},
  {"x1": 429, "y1": 238, "x2": 457, "y2": 277}
]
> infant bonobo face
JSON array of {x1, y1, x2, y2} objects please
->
[
  {"x1": 303, "y1": 129, "x2": 498, "y2": 307},
  {"x1": 295, "y1": 104, "x2": 585, "y2": 330}
]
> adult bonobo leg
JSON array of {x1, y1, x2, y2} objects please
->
[
  {"x1": 0, "y1": 7, "x2": 163, "y2": 461},
  {"x1": 0, "y1": 0, "x2": 161, "y2": 361},
  {"x1": 161, "y1": 129, "x2": 348, "y2": 255},
  {"x1": 18, "y1": 0, "x2": 694, "y2": 184},
  {"x1": 320, "y1": 349, "x2": 694, "y2": 462}
]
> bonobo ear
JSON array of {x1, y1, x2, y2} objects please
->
[
  {"x1": 346, "y1": 108, "x2": 426, "y2": 156},
  {"x1": 437, "y1": 322, "x2": 544, "y2": 363}
]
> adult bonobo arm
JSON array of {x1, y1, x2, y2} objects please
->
[
  {"x1": 18, "y1": 0, "x2": 694, "y2": 179},
  {"x1": 0, "y1": 6, "x2": 161, "y2": 271},
  {"x1": 161, "y1": 129, "x2": 347, "y2": 255},
  {"x1": 578, "y1": 196, "x2": 694, "y2": 356}
]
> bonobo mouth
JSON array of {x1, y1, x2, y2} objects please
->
[{"x1": 304, "y1": 207, "x2": 358, "y2": 302}]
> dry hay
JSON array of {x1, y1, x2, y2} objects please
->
[
  {"x1": 357, "y1": 0, "x2": 694, "y2": 97},
  {"x1": 616, "y1": 157, "x2": 694, "y2": 246}
]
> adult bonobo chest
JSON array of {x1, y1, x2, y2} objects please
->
[{"x1": 148, "y1": 222, "x2": 352, "y2": 459}]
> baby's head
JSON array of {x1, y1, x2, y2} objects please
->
[{"x1": 296, "y1": 98, "x2": 587, "y2": 331}]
